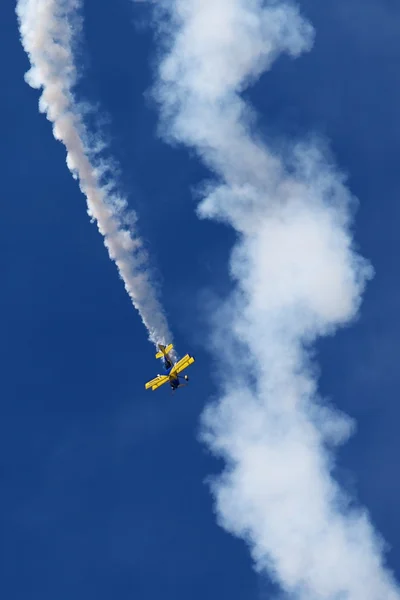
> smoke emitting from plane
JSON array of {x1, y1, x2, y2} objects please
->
[
  {"x1": 150, "y1": 0, "x2": 400, "y2": 597},
  {"x1": 16, "y1": 0, "x2": 171, "y2": 346}
]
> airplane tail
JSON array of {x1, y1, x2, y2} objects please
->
[{"x1": 155, "y1": 343, "x2": 174, "y2": 359}]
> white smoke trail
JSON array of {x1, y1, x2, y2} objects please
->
[
  {"x1": 150, "y1": 0, "x2": 400, "y2": 598},
  {"x1": 16, "y1": 0, "x2": 171, "y2": 346}
]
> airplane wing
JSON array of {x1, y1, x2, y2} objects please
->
[
  {"x1": 145, "y1": 375, "x2": 169, "y2": 391},
  {"x1": 170, "y1": 354, "x2": 195, "y2": 376}
]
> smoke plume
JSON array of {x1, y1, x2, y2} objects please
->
[
  {"x1": 17, "y1": 0, "x2": 171, "y2": 345},
  {"x1": 150, "y1": 1, "x2": 399, "y2": 597}
]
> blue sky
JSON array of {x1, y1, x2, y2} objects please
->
[{"x1": 2, "y1": 0, "x2": 400, "y2": 598}]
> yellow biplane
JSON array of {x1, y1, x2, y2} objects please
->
[{"x1": 145, "y1": 343, "x2": 195, "y2": 392}]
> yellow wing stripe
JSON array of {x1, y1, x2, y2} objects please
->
[
  {"x1": 170, "y1": 354, "x2": 195, "y2": 376},
  {"x1": 145, "y1": 375, "x2": 169, "y2": 391}
]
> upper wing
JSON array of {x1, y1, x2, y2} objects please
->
[
  {"x1": 170, "y1": 354, "x2": 195, "y2": 376},
  {"x1": 145, "y1": 375, "x2": 169, "y2": 391}
]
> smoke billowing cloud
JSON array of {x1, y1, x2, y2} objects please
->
[{"x1": 150, "y1": 1, "x2": 399, "y2": 597}]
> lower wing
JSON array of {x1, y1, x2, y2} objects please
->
[
  {"x1": 145, "y1": 375, "x2": 169, "y2": 391},
  {"x1": 170, "y1": 354, "x2": 195, "y2": 376}
]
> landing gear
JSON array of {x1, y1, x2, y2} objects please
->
[{"x1": 184, "y1": 375, "x2": 189, "y2": 381}]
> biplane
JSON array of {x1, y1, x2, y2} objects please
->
[{"x1": 145, "y1": 343, "x2": 195, "y2": 392}]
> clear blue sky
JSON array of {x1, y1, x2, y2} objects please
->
[{"x1": 1, "y1": 0, "x2": 400, "y2": 598}]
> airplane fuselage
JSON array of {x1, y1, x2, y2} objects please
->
[{"x1": 163, "y1": 363, "x2": 180, "y2": 389}]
